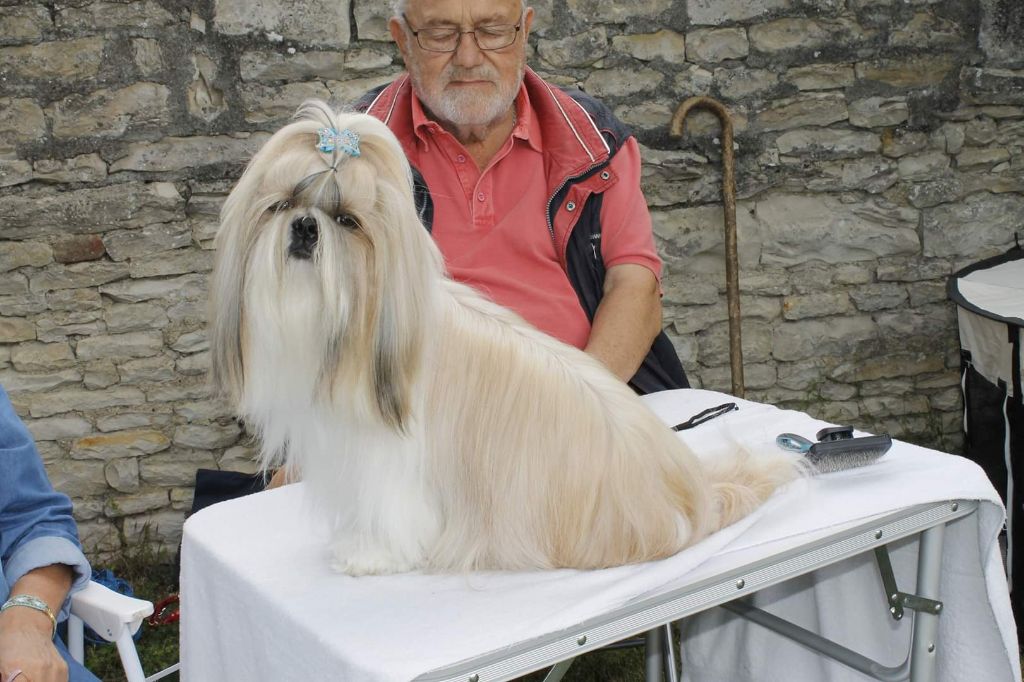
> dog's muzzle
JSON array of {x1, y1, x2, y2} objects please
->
[{"x1": 289, "y1": 215, "x2": 318, "y2": 259}]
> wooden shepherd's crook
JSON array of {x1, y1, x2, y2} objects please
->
[{"x1": 669, "y1": 97, "x2": 744, "y2": 399}]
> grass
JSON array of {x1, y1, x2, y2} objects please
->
[{"x1": 82, "y1": 537, "x2": 180, "y2": 682}]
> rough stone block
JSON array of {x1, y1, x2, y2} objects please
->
[
  {"x1": 849, "y1": 283, "x2": 908, "y2": 311},
  {"x1": 117, "y1": 354, "x2": 177, "y2": 385},
  {"x1": 583, "y1": 67, "x2": 664, "y2": 98},
  {"x1": 106, "y1": 458, "x2": 142, "y2": 493},
  {"x1": 0, "y1": 38, "x2": 105, "y2": 80},
  {"x1": 0, "y1": 98, "x2": 46, "y2": 146},
  {"x1": 28, "y1": 386, "x2": 147, "y2": 418},
  {"x1": 105, "y1": 490, "x2": 169, "y2": 517},
  {"x1": 11, "y1": 342, "x2": 75, "y2": 372},
  {"x1": 923, "y1": 192, "x2": 1024, "y2": 257},
  {"x1": 771, "y1": 316, "x2": 878, "y2": 362},
  {"x1": 48, "y1": 83, "x2": 172, "y2": 139},
  {"x1": 0, "y1": 242, "x2": 52, "y2": 273},
  {"x1": 52, "y1": 235, "x2": 106, "y2": 264},
  {"x1": 848, "y1": 96, "x2": 909, "y2": 128},
  {"x1": 72, "y1": 429, "x2": 171, "y2": 460},
  {"x1": 687, "y1": 0, "x2": 789, "y2": 26},
  {"x1": 538, "y1": 27, "x2": 608, "y2": 68},
  {"x1": 755, "y1": 93, "x2": 848, "y2": 131},
  {"x1": 686, "y1": 27, "x2": 749, "y2": 63},
  {"x1": 26, "y1": 415, "x2": 93, "y2": 441},
  {"x1": 214, "y1": 0, "x2": 351, "y2": 48},
  {"x1": 782, "y1": 292, "x2": 852, "y2": 320},
  {"x1": 611, "y1": 30, "x2": 686, "y2": 64}
]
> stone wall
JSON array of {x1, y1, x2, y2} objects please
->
[{"x1": 1, "y1": 0, "x2": 1022, "y2": 558}]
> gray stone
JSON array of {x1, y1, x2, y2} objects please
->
[
  {"x1": 538, "y1": 28, "x2": 608, "y2": 68},
  {"x1": 146, "y1": 381, "x2": 212, "y2": 403},
  {"x1": 938, "y1": 123, "x2": 967, "y2": 154},
  {"x1": 133, "y1": 39, "x2": 164, "y2": 78},
  {"x1": 0, "y1": 99, "x2": 46, "y2": 146},
  {"x1": 0, "y1": 242, "x2": 52, "y2": 273},
  {"x1": 77, "y1": 519, "x2": 121, "y2": 555},
  {"x1": 755, "y1": 93, "x2": 847, "y2": 131},
  {"x1": 129, "y1": 249, "x2": 214, "y2": 279},
  {"x1": 175, "y1": 399, "x2": 235, "y2": 423},
  {"x1": 240, "y1": 50, "x2": 388, "y2": 82},
  {"x1": 772, "y1": 316, "x2": 878, "y2": 362},
  {"x1": 76, "y1": 331, "x2": 164, "y2": 362},
  {"x1": 100, "y1": 274, "x2": 208, "y2": 303},
  {"x1": 170, "y1": 330, "x2": 208, "y2": 354},
  {"x1": 118, "y1": 355, "x2": 177, "y2": 385},
  {"x1": 784, "y1": 63, "x2": 856, "y2": 91},
  {"x1": 907, "y1": 281, "x2": 949, "y2": 306},
  {"x1": 616, "y1": 101, "x2": 675, "y2": 131},
  {"x1": 326, "y1": 74, "x2": 400, "y2": 108},
  {"x1": 716, "y1": 68, "x2": 778, "y2": 100},
  {"x1": 582, "y1": 67, "x2": 664, "y2": 99},
  {"x1": 0, "y1": 157, "x2": 32, "y2": 188},
  {"x1": 686, "y1": 28, "x2": 749, "y2": 63},
  {"x1": 84, "y1": 360, "x2": 120, "y2": 390},
  {"x1": 29, "y1": 262, "x2": 129, "y2": 294},
  {"x1": 28, "y1": 386, "x2": 147, "y2": 418},
  {"x1": 803, "y1": 157, "x2": 899, "y2": 194},
  {"x1": 856, "y1": 55, "x2": 959, "y2": 89},
  {"x1": 12, "y1": 342, "x2": 76, "y2": 372},
  {"x1": 928, "y1": 386, "x2": 963, "y2": 412},
  {"x1": 776, "y1": 129, "x2": 880, "y2": 157},
  {"x1": 0, "y1": 38, "x2": 105, "y2": 80},
  {"x1": 46, "y1": 288, "x2": 103, "y2": 312},
  {"x1": 962, "y1": 67, "x2": 1024, "y2": 106},
  {"x1": 173, "y1": 422, "x2": 242, "y2": 450},
  {"x1": 782, "y1": 293, "x2": 852, "y2": 320},
  {"x1": 72, "y1": 430, "x2": 171, "y2": 461},
  {"x1": 188, "y1": 53, "x2": 229, "y2": 123},
  {"x1": 111, "y1": 134, "x2": 271, "y2": 173},
  {"x1": 105, "y1": 490, "x2": 169, "y2": 517},
  {"x1": 0, "y1": 318, "x2": 35, "y2": 343},
  {"x1": 97, "y1": 411, "x2": 173, "y2": 433},
  {"x1": 241, "y1": 81, "x2": 335, "y2": 123},
  {"x1": 0, "y1": 273, "x2": 28, "y2": 297},
  {"x1": 662, "y1": 275, "x2": 721, "y2": 306},
  {"x1": 831, "y1": 352, "x2": 945, "y2": 382},
  {"x1": 848, "y1": 97, "x2": 909, "y2": 128},
  {"x1": 3, "y1": 4, "x2": 52, "y2": 43},
  {"x1": 907, "y1": 176, "x2": 964, "y2": 208},
  {"x1": 35, "y1": 310, "x2": 105, "y2": 343},
  {"x1": 849, "y1": 283, "x2": 908, "y2": 312},
  {"x1": 611, "y1": 30, "x2": 687, "y2": 64},
  {"x1": 891, "y1": 11, "x2": 964, "y2": 48},
  {"x1": 48, "y1": 83, "x2": 172, "y2": 139},
  {"x1": 219, "y1": 445, "x2": 261, "y2": 474},
  {"x1": 171, "y1": 487, "x2": 196, "y2": 511},
  {"x1": 957, "y1": 147, "x2": 1011, "y2": 168},
  {"x1": 104, "y1": 223, "x2": 193, "y2": 262},
  {"x1": 214, "y1": 0, "x2": 351, "y2": 48},
  {"x1": 673, "y1": 64, "x2": 715, "y2": 98},
  {"x1": 749, "y1": 18, "x2": 870, "y2": 54},
  {"x1": 1, "y1": 183, "x2": 183, "y2": 240},
  {"x1": 47, "y1": 460, "x2": 109, "y2": 498},
  {"x1": 755, "y1": 193, "x2": 919, "y2": 266},
  {"x1": 0, "y1": 293, "x2": 47, "y2": 317},
  {"x1": 26, "y1": 416, "x2": 93, "y2": 441},
  {"x1": 923, "y1": 193, "x2": 1024, "y2": 257},
  {"x1": 354, "y1": 2, "x2": 392, "y2": 42},
  {"x1": 105, "y1": 303, "x2": 171, "y2": 334},
  {"x1": 882, "y1": 129, "x2": 929, "y2": 158},
  {"x1": 567, "y1": 0, "x2": 673, "y2": 22},
  {"x1": 697, "y1": 319, "x2": 773, "y2": 364},
  {"x1": 122, "y1": 510, "x2": 186, "y2": 546},
  {"x1": 652, "y1": 203, "x2": 761, "y2": 274},
  {"x1": 897, "y1": 151, "x2": 951, "y2": 180},
  {"x1": 52, "y1": 235, "x2": 106, "y2": 264},
  {"x1": 820, "y1": 382, "x2": 858, "y2": 402},
  {"x1": 105, "y1": 458, "x2": 141, "y2": 493},
  {"x1": 964, "y1": 117, "x2": 999, "y2": 145},
  {"x1": 56, "y1": 1, "x2": 175, "y2": 30},
  {"x1": 700, "y1": 363, "x2": 776, "y2": 392},
  {"x1": 687, "y1": 0, "x2": 789, "y2": 26},
  {"x1": 0, "y1": 370, "x2": 82, "y2": 397},
  {"x1": 140, "y1": 450, "x2": 217, "y2": 486}
]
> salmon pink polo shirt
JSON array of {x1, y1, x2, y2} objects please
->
[{"x1": 403, "y1": 86, "x2": 662, "y2": 350}]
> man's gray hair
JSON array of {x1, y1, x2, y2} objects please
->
[{"x1": 391, "y1": 0, "x2": 528, "y2": 19}]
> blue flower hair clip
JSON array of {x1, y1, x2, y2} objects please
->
[{"x1": 316, "y1": 127, "x2": 361, "y2": 157}]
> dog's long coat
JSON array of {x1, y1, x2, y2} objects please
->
[{"x1": 209, "y1": 100, "x2": 800, "y2": 575}]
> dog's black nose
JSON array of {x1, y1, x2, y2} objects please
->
[{"x1": 289, "y1": 215, "x2": 318, "y2": 259}]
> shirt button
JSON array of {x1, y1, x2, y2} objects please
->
[
  {"x1": 456, "y1": 154, "x2": 466, "y2": 163},
  {"x1": 477, "y1": 192, "x2": 486, "y2": 202}
]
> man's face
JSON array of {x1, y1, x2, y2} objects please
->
[{"x1": 390, "y1": 0, "x2": 533, "y2": 128}]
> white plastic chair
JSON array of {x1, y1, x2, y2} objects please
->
[{"x1": 67, "y1": 580, "x2": 180, "y2": 682}]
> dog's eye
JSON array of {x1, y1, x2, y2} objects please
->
[
  {"x1": 269, "y1": 200, "x2": 290, "y2": 213},
  {"x1": 334, "y1": 213, "x2": 359, "y2": 229}
]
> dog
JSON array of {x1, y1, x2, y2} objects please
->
[{"x1": 208, "y1": 100, "x2": 801, "y2": 576}]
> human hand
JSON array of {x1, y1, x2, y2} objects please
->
[{"x1": 0, "y1": 607, "x2": 68, "y2": 682}]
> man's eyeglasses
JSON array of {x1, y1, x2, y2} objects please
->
[{"x1": 402, "y1": 14, "x2": 523, "y2": 53}]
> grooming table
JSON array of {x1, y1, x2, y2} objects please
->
[{"x1": 179, "y1": 389, "x2": 1019, "y2": 681}]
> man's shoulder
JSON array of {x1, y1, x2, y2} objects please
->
[{"x1": 523, "y1": 71, "x2": 631, "y2": 156}]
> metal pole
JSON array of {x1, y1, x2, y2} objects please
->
[
  {"x1": 645, "y1": 627, "x2": 665, "y2": 682},
  {"x1": 909, "y1": 524, "x2": 945, "y2": 682},
  {"x1": 669, "y1": 97, "x2": 744, "y2": 398}
]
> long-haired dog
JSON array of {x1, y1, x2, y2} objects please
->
[{"x1": 209, "y1": 100, "x2": 800, "y2": 576}]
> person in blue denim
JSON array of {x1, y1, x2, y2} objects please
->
[{"x1": 0, "y1": 386, "x2": 97, "y2": 682}]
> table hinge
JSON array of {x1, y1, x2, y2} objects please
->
[{"x1": 874, "y1": 546, "x2": 944, "y2": 620}]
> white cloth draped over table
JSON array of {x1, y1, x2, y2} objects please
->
[{"x1": 180, "y1": 389, "x2": 1019, "y2": 682}]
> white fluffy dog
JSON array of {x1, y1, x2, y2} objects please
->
[{"x1": 209, "y1": 100, "x2": 800, "y2": 576}]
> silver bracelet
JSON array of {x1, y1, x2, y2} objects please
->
[{"x1": 1, "y1": 594, "x2": 57, "y2": 638}]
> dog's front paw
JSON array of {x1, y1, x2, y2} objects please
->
[{"x1": 329, "y1": 541, "x2": 418, "y2": 576}]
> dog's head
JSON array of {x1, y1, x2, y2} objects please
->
[{"x1": 209, "y1": 100, "x2": 443, "y2": 432}]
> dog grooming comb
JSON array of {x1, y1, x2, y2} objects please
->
[{"x1": 776, "y1": 428, "x2": 892, "y2": 474}]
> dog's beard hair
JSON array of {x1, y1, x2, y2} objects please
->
[{"x1": 210, "y1": 104, "x2": 802, "y2": 575}]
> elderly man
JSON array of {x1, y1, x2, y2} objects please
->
[{"x1": 357, "y1": 0, "x2": 687, "y2": 393}]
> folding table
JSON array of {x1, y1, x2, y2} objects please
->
[{"x1": 180, "y1": 389, "x2": 1019, "y2": 681}]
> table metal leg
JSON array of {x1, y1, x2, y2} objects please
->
[
  {"x1": 663, "y1": 623, "x2": 680, "y2": 682},
  {"x1": 645, "y1": 628, "x2": 664, "y2": 682},
  {"x1": 909, "y1": 523, "x2": 945, "y2": 682}
]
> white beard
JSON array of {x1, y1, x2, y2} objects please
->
[{"x1": 208, "y1": 101, "x2": 803, "y2": 575}]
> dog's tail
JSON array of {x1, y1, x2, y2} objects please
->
[{"x1": 701, "y1": 446, "x2": 805, "y2": 532}]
